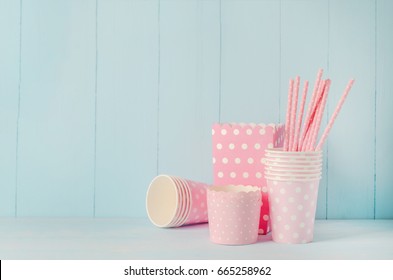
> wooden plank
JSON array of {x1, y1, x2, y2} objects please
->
[
  {"x1": 376, "y1": 0, "x2": 393, "y2": 218},
  {"x1": 281, "y1": 0, "x2": 329, "y2": 219},
  {"x1": 328, "y1": 0, "x2": 375, "y2": 218},
  {"x1": 17, "y1": 0, "x2": 96, "y2": 216},
  {"x1": 158, "y1": 0, "x2": 220, "y2": 183},
  {"x1": 220, "y1": 0, "x2": 280, "y2": 123},
  {"x1": 95, "y1": 0, "x2": 159, "y2": 217},
  {"x1": 0, "y1": 0, "x2": 20, "y2": 216}
]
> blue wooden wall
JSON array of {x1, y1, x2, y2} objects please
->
[{"x1": 0, "y1": 0, "x2": 392, "y2": 219}]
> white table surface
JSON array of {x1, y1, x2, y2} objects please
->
[{"x1": 0, "y1": 218, "x2": 392, "y2": 260}]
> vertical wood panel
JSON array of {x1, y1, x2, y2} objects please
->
[
  {"x1": 95, "y1": 0, "x2": 158, "y2": 217},
  {"x1": 281, "y1": 0, "x2": 329, "y2": 219},
  {"x1": 221, "y1": 0, "x2": 280, "y2": 123},
  {"x1": 0, "y1": 0, "x2": 20, "y2": 216},
  {"x1": 158, "y1": 0, "x2": 220, "y2": 183},
  {"x1": 17, "y1": 0, "x2": 96, "y2": 216},
  {"x1": 376, "y1": 0, "x2": 393, "y2": 218},
  {"x1": 328, "y1": 0, "x2": 375, "y2": 218},
  {"x1": 0, "y1": 0, "x2": 391, "y2": 219}
]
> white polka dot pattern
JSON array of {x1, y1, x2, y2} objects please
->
[
  {"x1": 207, "y1": 185, "x2": 261, "y2": 245},
  {"x1": 212, "y1": 123, "x2": 285, "y2": 235},
  {"x1": 267, "y1": 178, "x2": 320, "y2": 244}
]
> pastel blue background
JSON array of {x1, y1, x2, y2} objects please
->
[{"x1": 0, "y1": 0, "x2": 392, "y2": 219}]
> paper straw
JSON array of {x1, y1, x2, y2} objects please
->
[
  {"x1": 283, "y1": 79, "x2": 294, "y2": 151},
  {"x1": 309, "y1": 79, "x2": 331, "y2": 150},
  {"x1": 293, "y1": 80, "x2": 309, "y2": 151},
  {"x1": 303, "y1": 80, "x2": 326, "y2": 151},
  {"x1": 289, "y1": 76, "x2": 300, "y2": 151},
  {"x1": 301, "y1": 81, "x2": 325, "y2": 151},
  {"x1": 316, "y1": 79, "x2": 355, "y2": 150},
  {"x1": 299, "y1": 69, "x2": 323, "y2": 148}
]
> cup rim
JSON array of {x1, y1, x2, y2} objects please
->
[
  {"x1": 265, "y1": 176, "x2": 321, "y2": 182},
  {"x1": 265, "y1": 147, "x2": 322, "y2": 155},
  {"x1": 264, "y1": 158, "x2": 323, "y2": 164},
  {"x1": 265, "y1": 171, "x2": 322, "y2": 177},
  {"x1": 169, "y1": 177, "x2": 189, "y2": 227},
  {"x1": 173, "y1": 177, "x2": 192, "y2": 227},
  {"x1": 265, "y1": 165, "x2": 322, "y2": 171},
  {"x1": 264, "y1": 162, "x2": 323, "y2": 168},
  {"x1": 264, "y1": 153, "x2": 323, "y2": 158},
  {"x1": 146, "y1": 175, "x2": 179, "y2": 227},
  {"x1": 265, "y1": 175, "x2": 322, "y2": 182},
  {"x1": 264, "y1": 155, "x2": 323, "y2": 161},
  {"x1": 208, "y1": 184, "x2": 260, "y2": 193},
  {"x1": 265, "y1": 170, "x2": 322, "y2": 176}
]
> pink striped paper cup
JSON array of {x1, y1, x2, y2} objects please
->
[
  {"x1": 207, "y1": 185, "x2": 261, "y2": 245},
  {"x1": 267, "y1": 178, "x2": 320, "y2": 244}
]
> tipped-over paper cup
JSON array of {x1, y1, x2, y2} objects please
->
[
  {"x1": 146, "y1": 175, "x2": 209, "y2": 228},
  {"x1": 207, "y1": 185, "x2": 261, "y2": 245},
  {"x1": 146, "y1": 175, "x2": 179, "y2": 227},
  {"x1": 181, "y1": 178, "x2": 209, "y2": 226},
  {"x1": 267, "y1": 178, "x2": 320, "y2": 244}
]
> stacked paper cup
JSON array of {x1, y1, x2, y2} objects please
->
[
  {"x1": 264, "y1": 148, "x2": 322, "y2": 244},
  {"x1": 146, "y1": 175, "x2": 209, "y2": 227}
]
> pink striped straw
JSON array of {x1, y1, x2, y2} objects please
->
[
  {"x1": 299, "y1": 69, "x2": 323, "y2": 148},
  {"x1": 293, "y1": 80, "x2": 309, "y2": 151},
  {"x1": 283, "y1": 79, "x2": 294, "y2": 151},
  {"x1": 309, "y1": 79, "x2": 331, "y2": 150},
  {"x1": 304, "y1": 80, "x2": 327, "y2": 151},
  {"x1": 289, "y1": 76, "x2": 300, "y2": 151},
  {"x1": 301, "y1": 80, "x2": 325, "y2": 151},
  {"x1": 316, "y1": 79, "x2": 355, "y2": 150}
]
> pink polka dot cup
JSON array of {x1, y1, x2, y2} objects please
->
[
  {"x1": 267, "y1": 178, "x2": 320, "y2": 244},
  {"x1": 207, "y1": 185, "x2": 261, "y2": 245},
  {"x1": 146, "y1": 175, "x2": 209, "y2": 228}
]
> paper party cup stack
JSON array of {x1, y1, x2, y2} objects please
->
[
  {"x1": 146, "y1": 175, "x2": 209, "y2": 227},
  {"x1": 264, "y1": 148, "x2": 322, "y2": 243}
]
